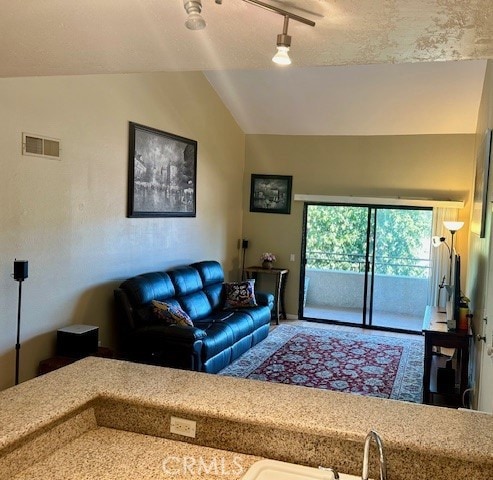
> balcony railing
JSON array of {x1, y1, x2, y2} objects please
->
[
  {"x1": 304, "y1": 251, "x2": 431, "y2": 317},
  {"x1": 306, "y1": 251, "x2": 431, "y2": 278}
]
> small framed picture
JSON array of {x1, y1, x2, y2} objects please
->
[
  {"x1": 127, "y1": 122, "x2": 197, "y2": 218},
  {"x1": 250, "y1": 174, "x2": 292, "y2": 214}
]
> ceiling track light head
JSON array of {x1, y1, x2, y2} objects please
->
[
  {"x1": 276, "y1": 33, "x2": 291, "y2": 48},
  {"x1": 272, "y1": 45, "x2": 291, "y2": 65},
  {"x1": 183, "y1": 0, "x2": 206, "y2": 30},
  {"x1": 273, "y1": 15, "x2": 292, "y2": 65}
]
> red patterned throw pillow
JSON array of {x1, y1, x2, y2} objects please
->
[
  {"x1": 152, "y1": 300, "x2": 194, "y2": 328},
  {"x1": 224, "y1": 280, "x2": 257, "y2": 309}
]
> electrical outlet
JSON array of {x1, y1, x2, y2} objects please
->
[{"x1": 170, "y1": 416, "x2": 196, "y2": 438}]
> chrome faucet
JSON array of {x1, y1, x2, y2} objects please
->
[
  {"x1": 362, "y1": 430, "x2": 387, "y2": 480},
  {"x1": 318, "y1": 466, "x2": 339, "y2": 479}
]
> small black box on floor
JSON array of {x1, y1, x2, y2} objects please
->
[{"x1": 57, "y1": 324, "x2": 99, "y2": 358}]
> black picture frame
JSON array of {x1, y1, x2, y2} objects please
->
[
  {"x1": 127, "y1": 122, "x2": 197, "y2": 218},
  {"x1": 250, "y1": 174, "x2": 292, "y2": 214},
  {"x1": 471, "y1": 129, "x2": 492, "y2": 238}
]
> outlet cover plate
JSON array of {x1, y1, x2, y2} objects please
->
[{"x1": 170, "y1": 416, "x2": 196, "y2": 438}]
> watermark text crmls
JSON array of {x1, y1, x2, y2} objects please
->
[{"x1": 162, "y1": 455, "x2": 245, "y2": 476}]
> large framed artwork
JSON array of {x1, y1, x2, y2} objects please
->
[
  {"x1": 127, "y1": 122, "x2": 197, "y2": 218},
  {"x1": 250, "y1": 174, "x2": 292, "y2": 214},
  {"x1": 471, "y1": 129, "x2": 492, "y2": 238}
]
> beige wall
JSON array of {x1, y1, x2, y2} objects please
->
[
  {"x1": 467, "y1": 60, "x2": 493, "y2": 412},
  {"x1": 243, "y1": 134, "x2": 475, "y2": 317},
  {"x1": 0, "y1": 72, "x2": 245, "y2": 390}
]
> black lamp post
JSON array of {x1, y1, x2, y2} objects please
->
[
  {"x1": 241, "y1": 239, "x2": 249, "y2": 280},
  {"x1": 13, "y1": 260, "x2": 28, "y2": 385}
]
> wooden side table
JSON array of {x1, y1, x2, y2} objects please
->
[
  {"x1": 38, "y1": 346, "x2": 114, "y2": 376},
  {"x1": 422, "y1": 306, "x2": 471, "y2": 407},
  {"x1": 244, "y1": 266, "x2": 289, "y2": 324}
]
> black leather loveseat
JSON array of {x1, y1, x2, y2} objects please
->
[{"x1": 114, "y1": 260, "x2": 274, "y2": 373}]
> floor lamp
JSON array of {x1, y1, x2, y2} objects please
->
[
  {"x1": 443, "y1": 220, "x2": 464, "y2": 282},
  {"x1": 241, "y1": 239, "x2": 249, "y2": 280},
  {"x1": 432, "y1": 221, "x2": 464, "y2": 310},
  {"x1": 13, "y1": 260, "x2": 28, "y2": 385},
  {"x1": 431, "y1": 236, "x2": 450, "y2": 310}
]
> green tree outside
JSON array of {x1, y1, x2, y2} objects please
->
[{"x1": 306, "y1": 205, "x2": 432, "y2": 278}]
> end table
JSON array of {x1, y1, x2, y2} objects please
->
[
  {"x1": 244, "y1": 266, "x2": 289, "y2": 324},
  {"x1": 38, "y1": 346, "x2": 114, "y2": 376}
]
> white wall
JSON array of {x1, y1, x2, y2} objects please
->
[
  {"x1": 467, "y1": 60, "x2": 493, "y2": 412},
  {"x1": 0, "y1": 72, "x2": 245, "y2": 390},
  {"x1": 243, "y1": 134, "x2": 475, "y2": 317}
]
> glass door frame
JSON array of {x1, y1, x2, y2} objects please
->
[
  {"x1": 299, "y1": 202, "x2": 374, "y2": 328},
  {"x1": 299, "y1": 202, "x2": 431, "y2": 334}
]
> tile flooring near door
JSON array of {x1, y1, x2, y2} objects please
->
[{"x1": 303, "y1": 305, "x2": 423, "y2": 333}]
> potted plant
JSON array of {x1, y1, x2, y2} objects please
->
[{"x1": 260, "y1": 252, "x2": 276, "y2": 269}]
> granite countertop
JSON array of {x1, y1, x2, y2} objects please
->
[
  {"x1": 11, "y1": 425, "x2": 261, "y2": 480},
  {"x1": 1, "y1": 357, "x2": 492, "y2": 479}
]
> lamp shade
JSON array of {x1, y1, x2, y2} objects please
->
[{"x1": 443, "y1": 221, "x2": 464, "y2": 233}]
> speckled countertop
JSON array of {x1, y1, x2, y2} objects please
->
[
  {"x1": 1, "y1": 357, "x2": 492, "y2": 480},
  {"x1": 11, "y1": 425, "x2": 261, "y2": 480}
]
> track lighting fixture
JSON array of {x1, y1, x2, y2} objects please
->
[
  {"x1": 182, "y1": 0, "x2": 315, "y2": 65},
  {"x1": 183, "y1": 0, "x2": 206, "y2": 31},
  {"x1": 272, "y1": 15, "x2": 292, "y2": 65}
]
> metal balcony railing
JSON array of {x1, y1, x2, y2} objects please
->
[{"x1": 306, "y1": 251, "x2": 431, "y2": 279}]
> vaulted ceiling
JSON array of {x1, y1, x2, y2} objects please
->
[{"x1": 1, "y1": 1, "x2": 492, "y2": 134}]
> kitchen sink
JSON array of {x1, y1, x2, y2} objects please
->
[{"x1": 241, "y1": 459, "x2": 361, "y2": 480}]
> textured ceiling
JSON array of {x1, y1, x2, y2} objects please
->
[
  {"x1": 1, "y1": 0, "x2": 492, "y2": 75},
  {"x1": 1, "y1": 1, "x2": 492, "y2": 134}
]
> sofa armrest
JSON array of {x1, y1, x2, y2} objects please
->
[
  {"x1": 256, "y1": 291, "x2": 275, "y2": 310},
  {"x1": 130, "y1": 325, "x2": 207, "y2": 371}
]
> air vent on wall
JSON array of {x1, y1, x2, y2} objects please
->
[{"x1": 22, "y1": 133, "x2": 61, "y2": 160}]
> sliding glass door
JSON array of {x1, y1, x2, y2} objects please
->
[
  {"x1": 301, "y1": 204, "x2": 432, "y2": 332},
  {"x1": 301, "y1": 205, "x2": 371, "y2": 325},
  {"x1": 370, "y1": 208, "x2": 433, "y2": 330}
]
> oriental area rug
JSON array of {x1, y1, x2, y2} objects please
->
[{"x1": 219, "y1": 324, "x2": 424, "y2": 403}]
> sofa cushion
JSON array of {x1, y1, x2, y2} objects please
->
[
  {"x1": 202, "y1": 283, "x2": 224, "y2": 310},
  {"x1": 189, "y1": 261, "x2": 225, "y2": 310},
  {"x1": 199, "y1": 311, "x2": 255, "y2": 362},
  {"x1": 201, "y1": 322, "x2": 235, "y2": 360},
  {"x1": 121, "y1": 272, "x2": 175, "y2": 307},
  {"x1": 242, "y1": 305, "x2": 273, "y2": 330},
  {"x1": 168, "y1": 267, "x2": 203, "y2": 296},
  {"x1": 152, "y1": 300, "x2": 194, "y2": 328},
  {"x1": 224, "y1": 281, "x2": 257, "y2": 309},
  {"x1": 222, "y1": 312, "x2": 255, "y2": 342},
  {"x1": 191, "y1": 260, "x2": 225, "y2": 286},
  {"x1": 179, "y1": 291, "x2": 213, "y2": 321}
]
